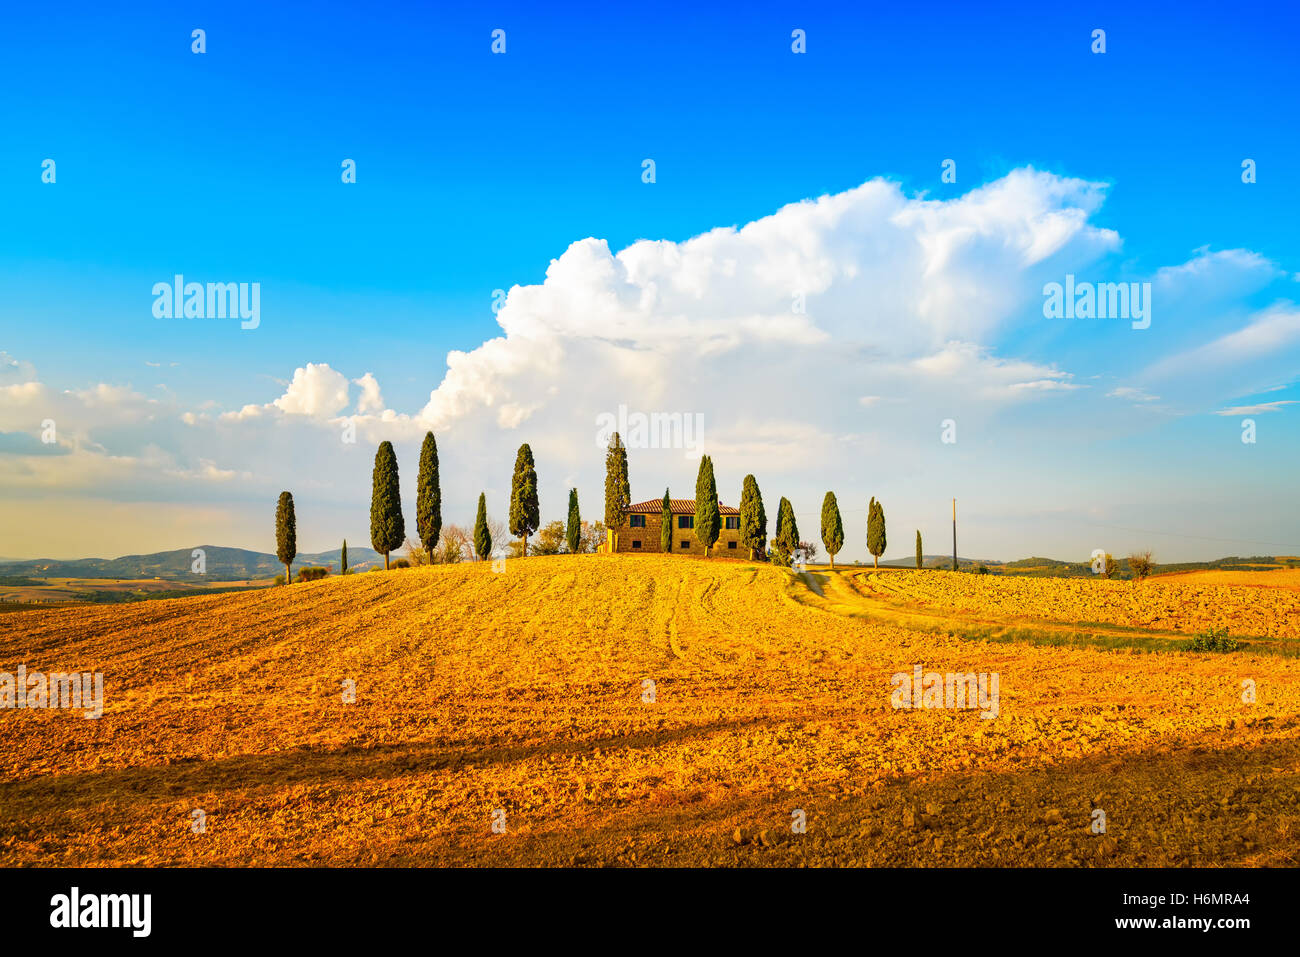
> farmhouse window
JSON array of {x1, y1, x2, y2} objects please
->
[
  {"x1": 632, "y1": 540, "x2": 641, "y2": 549},
  {"x1": 724, "y1": 516, "x2": 739, "y2": 529},
  {"x1": 678, "y1": 516, "x2": 694, "y2": 529},
  {"x1": 680, "y1": 541, "x2": 690, "y2": 549},
  {"x1": 728, "y1": 541, "x2": 737, "y2": 549},
  {"x1": 629, "y1": 515, "x2": 646, "y2": 528}
]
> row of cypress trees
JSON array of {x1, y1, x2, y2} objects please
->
[
  {"x1": 281, "y1": 433, "x2": 569, "y2": 576},
  {"x1": 373, "y1": 434, "x2": 546, "y2": 564},
  {"x1": 276, "y1": 430, "x2": 902, "y2": 577},
  {"x1": 819, "y1": 494, "x2": 888, "y2": 568}
]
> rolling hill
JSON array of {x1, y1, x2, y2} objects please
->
[
  {"x1": 0, "y1": 545, "x2": 384, "y2": 581},
  {"x1": 2, "y1": 555, "x2": 1297, "y2": 867}
]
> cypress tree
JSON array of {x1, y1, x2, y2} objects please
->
[
  {"x1": 509, "y1": 443, "x2": 539, "y2": 556},
  {"x1": 867, "y1": 496, "x2": 887, "y2": 569},
  {"x1": 566, "y1": 488, "x2": 581, "y2": 554},
  {"x1": 275, "y1": 491, "x2": 296, "y2": 585},
  {"x1": 370, "y1": 440, "x2": 405, "y2": 569},
  {"x1": 603, "y1": 433, "x2": 630, "y2": 552},
  {"x1": 474, "y1": 492, "x2": 492, "y2": 561},
  {"x1": 915, "y1": 530, "x2": 923, "y2": 570},
  {"x1": 771, "y1": 496, "x2": 798, "y2": 565},
  {"x1": 416, "y1": 432, "x2": 442, "y2": 557},
  {"x1": 660, "y1": 488, "x2": 673, "y2": 553},
  {"x1": 738, "y1": 474, "x2": 766, "y2": 560},
  {"x1": 821, "y1": 491, "x2": 844, "y2": 568},
  {"x1": 341, "y1": 539, "x2": 348, "y2": 575},
  {"x1": 693, "y1": 454, "x2": 720, "y2": 556},
  {"x1": 784, "y1": 499, "x2": 799, "y2": 554}
]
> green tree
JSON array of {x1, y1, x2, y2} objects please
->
[
  {"x1": 603, "y1": 433, "x2": 630, "y2": 552},
  {"x1": 660, "y1": 488, "x2": 673, "y2": 553},
  {"x1": 474, "y1": 492, "x2": 492, "y2": 561},
  {"x1": 784, "y1": 500, "x2": 800, "y2": 551},
  {"x1": 341, "y1": 539, "x2": 348, "y2": 575},
  {"x1": 535, "y1": 520, "x2": 566, "y2": 555},
  {"x1": 867, "y1": 496, "x2": 887, "y2": 569},
  {"x1": 275, "y1": 491, "x2": 296, "y2": 585},
  {"x1": 770, "y1": 496, "x2": 798, "y2": 566},
  {"x1": 416, "y1": 432, "x2": 442, "y2": 557},
  {"x1": 369, "y1": 440, "x2": 405, "y2": 569},
  {"x1": 1128, "y1": 550, "x2": 1154, "y2": 581},
  {"x1": 738, "y1": 474, "x2": 766, "y2": 560},
  {"x1": 820, "y1": 491, "x2": 844, "y2": 568},
  {"x1": 566, "y1": 488, "x2": 581, "y2": 553},
  {"x1": 693, "y1": 454, "x2": 720, "y2": 556},
  {"x1": 915, "y1": 530, "x2": 922, "y2": 570},
  {"x1": 509, "y1": 443, "x2": 539, "y2": 556}
]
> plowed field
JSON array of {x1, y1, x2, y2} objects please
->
[{"x1": 2, "y1": 556, "x2": 1297, "y2": 866}]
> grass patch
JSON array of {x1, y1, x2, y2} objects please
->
[{"x1": 1187, "y1": 628, "x2": 1241, "y2": 653}]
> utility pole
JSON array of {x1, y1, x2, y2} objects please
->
[{"x1": 952, "y1": 498, "x2": 958, "y2": 572}]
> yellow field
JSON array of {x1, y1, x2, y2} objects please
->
[
  {"x1": 844, "y1": 568, "x2": 1300, "y2": 641},
  {"x1": 1154, "y1": 568, "x2": 1300, "y2": 590},
  {"x1": 2, "y1": 555, "x2": 1298, "y2": 867},
  {"x1": 0, "y1": 577, "x2": 269, "y2": 604}
]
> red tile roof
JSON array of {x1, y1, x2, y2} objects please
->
[{"x1": 626, "y1": 498, "x2": 739, "y2": 516}]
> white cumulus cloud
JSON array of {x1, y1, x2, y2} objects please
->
[{"x1": 272, "y1": 362, "x2": 352, "y2": 418}]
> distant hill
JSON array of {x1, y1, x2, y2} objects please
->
[
  {"x1": 3, "y1": 546, "x2": 1292, "y2": 584},
  {"x1": 878, "y1": 554, "x2": 1002, "y2": 569},
  {"x1": 0, "y1": 545, "x2": 384, "y2": 582},
  {"x1": 994, "y1": 555, "x2": 1289, "y2": 579},
  {"x1": 864, "y1": 554, "x2": 1294, "y2": 577}
]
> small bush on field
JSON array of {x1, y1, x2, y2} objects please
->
[
  {"x1": 296, "y1": 567, "x2": 328, "y2": 582},
  {"x1": 1128, "y1": 550, "x2": 1155, "y2": 581},
  {"x1": 1188, "y1": 628, "x2": 1240, "y2": 653},
  {"x1": 403, "y1": 538, "x2": 430, "y2": 567},
  {"x1": 391, "y1": 559, "x2": 411, "y2": 569},
  {"x1": 438, "y1": 525, "x2": 472, "y2": 563},
  {"x1": 273, "y1": 574, "x2": 285, "y2": 586},
  {"x1": 533, "y1": 520, "x2": 566, "y2": 555}
]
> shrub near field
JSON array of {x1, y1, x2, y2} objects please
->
[{"x1": 1, "y1": 555, "x2": 1298, "y2": 867}]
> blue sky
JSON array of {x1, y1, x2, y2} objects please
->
[{"x1": 2, "y1": 1, "x2": 1298, "y2": 561}]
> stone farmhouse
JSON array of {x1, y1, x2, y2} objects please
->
[{"x1": 603, "y1": 497, "x2": 745, "y2": 555}]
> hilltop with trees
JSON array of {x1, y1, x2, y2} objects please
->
[{"x1": 232, "y1": 435, "x2": 1191, "y2": 593}]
